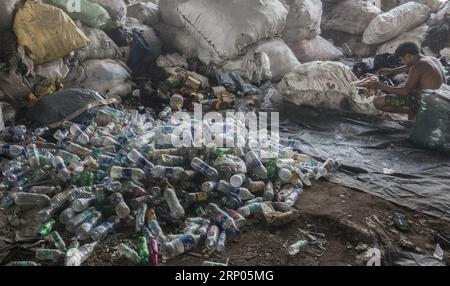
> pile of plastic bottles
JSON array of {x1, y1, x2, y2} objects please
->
[{"x1": 0, "y1": 104, "x2": 337, "y2": 266}]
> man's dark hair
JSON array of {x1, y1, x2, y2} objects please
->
[{"x1": 395, "y1": 42, "x2": 420, "y2": 57}]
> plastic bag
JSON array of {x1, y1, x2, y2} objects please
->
[
  {"x1": 321, "y1": 0, "x2": 381, "y2": 35},
  {"x1": 62, "y1": 59, "x2": 133, "y2": 98},
  {"x1": 282, "y1": 0, "x2": 322, "y2": 43},
  {"x1": 159, "y1": 0, "x2": 189, "y2": 27},
  {"x1": 362, "y1": 2, "x2": 430, "y2": 45},
  {"x1": 127, "y1": 2, "x2": 160, "y2": 27},
  {"x1": 35, "y1": 58, "x2": 70, "y2": 80},
  {"x1": 91, "y1": 0, "x2": 127, "y2": 21},
  {"x1": 377, "y1": 24, "x2": 429, "y2": 55},
  {"x1": 410, "y1": 85, "x2": 450, "y2": 152},
  {"x1": 288, "y1": 36, "x2": 343, "y2": 63},
  {"x1": 26, "y1": 89, "x2": 117, "y2": 128},
  {"x1": 44, "y1": 0, "x2": 110, "y2": 28},
  {"x1": 178, "y1": 0, "x2": 288, "y2": 63},
  {"x1": 222, "y1": 38, "x2": 301, "y2": 84},
  {"x1": 13, "y1": 1, "x2": 90, "y2": 64},
  {"x1": 0, "y1": 0, "x2": 16, "y2": 32},
  {"x1": 279, "y1": 61, "x2": 378, "y2": 115},
  {"x1": 74, "y1": 26, "x2": 122, "y2": 61}
]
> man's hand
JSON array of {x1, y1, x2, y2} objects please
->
[
  {"x1": 365, "y1": 81, "x2": 380, "y2": 89},
  {"x1": 377, "y1": 68, "x2": 394, "y2": 77}
]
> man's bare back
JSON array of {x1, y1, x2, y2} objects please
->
[{"x1": 410, "y1": 57, "x2": 446, "y2": 92}]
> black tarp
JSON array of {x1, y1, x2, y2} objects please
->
[{"x1": 256, "y1": 93, "x2": 450, "y2": 222}]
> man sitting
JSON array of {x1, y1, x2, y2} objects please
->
[{"x1": 367, "y1": 42, "x2": 447, "y2": 120}]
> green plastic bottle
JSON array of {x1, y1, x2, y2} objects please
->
[
  {"x1": 37, "y1": 219, "x2": 56, "y2": 238},
  {"x1": 137, "y1": 236, "x2": 150, "y2": 264},
  {"x1": 264, "y1": 153, "x2": 278, "y2": 180}
]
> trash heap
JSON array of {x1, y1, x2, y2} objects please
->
[{"x1": 0, "y1": 95, "x2": 338, "y2": 265}]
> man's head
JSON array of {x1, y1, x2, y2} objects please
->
[{"x1": 395, "y1": 42, "x2": 421, "y2": 66}]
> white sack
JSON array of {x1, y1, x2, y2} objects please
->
[
  {"x1": 376, "y1": 24, "x2": 429, "y2": 55},
  {"x1": 282, "y1": 0, "x2": 322, "y2": 43},
  {"x1": 288, "y1": 36, "x2": 344, "y2": 63}
]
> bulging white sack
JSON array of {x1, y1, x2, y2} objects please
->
[
  {"x1": 362, "y1": 2, "x2": 431, "y2": 45},
  {"x1": 376, "y1": 24, "x2": 429, "y2": 55},
  {"x1": 282, "y1": 0, "x2": 322, "y2": 43},
  {"x1": 288, "y1": 36, "x2": 344, "y2": 63}
]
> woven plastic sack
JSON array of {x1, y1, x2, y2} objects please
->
[
  {"x1": 377, "y1": 24, "x2": 429, "y2": 55},
  {"x1": 282, "y1": 0, "x2": 322, "y2": 43},
  {"x1": 362, "y1": 2, "x2": 430, "y2": 45},
  {"x1": 91, "y1": 0, "x2": 127, "y2": 21},
  {"x1": 288, "y1": 36, "x2": 343, "y2": 63},
  {"x1": 178, "y1": 0, "x2": 288, "y2": 63},
  {"x1": 13, "y1": 1, "x2": 90, "y2": 64},
  {"x1": 44, "y1": 0, "x2": 110, "y2": 28}
]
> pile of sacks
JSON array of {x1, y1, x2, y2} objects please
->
[
  {"x1": 155, "y1": 0, "x2": 301, "y2": 84},
  {"x1": 321, "y1": 0, "x2": 450, "y2": 58}
]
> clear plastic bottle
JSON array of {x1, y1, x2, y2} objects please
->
[
  {"x1": 206, "y1": 225, "x2": 220, "y2": 250},
  {"x1": 116, "y1": 243, "x2": 141, "y2": 263},
  {"x1": 63, "y1": 141, "x2": 92, "y2": 157},
  {"x1": 132, "y1": 131, "x2": 157, "y2": 148},
  {"x1": 110, "y1": 166, "x2": 145, "y2": 181},
  {"x1": 69, "y1": 124, "x2": 90, "y2": 145},
  {"x1": 223, "y1": 208, "x2": 246, "y2": 228},
  {"x1": 315, "y1": 159, "x2": 337, "y2": 179},
  {"x1": 110, "y1": 192, "x2": 131, "y2": 219},
  {"x1": 13, "y1": 192, "x2": 51, "y2": 208},
  {"x1": 284, "y1": 187, "x2": 303, "y2": 207},
  {"x1": 90, "y1": 215, "x2": 120, "y2": 241},
  {"x1": 71, "y1": 197, "x2": 95, "y2": 212},
  {"x1": 66, "y1": 207, "x2": 96, "y2": 233},
  {"x1": 159, "y1": 106, "x2": 172, "y2": 121},
  {"x1": 161, "y1": 154, "x2": 185, "y2": 167},
  {"x1": 59, "y1": 207, "x2": 77, "y2": 225},
  {"x1": 201, "y1": 181, "x2": 219, "y2": 193},
  {"x1": 146, "y1": 208, "x2": 167, "y2": 243},
  {"x1": 26, "y1": 143, "x2": 41, "y2": 168},
  {"x1": 161, "y1": 233, "x2": 201, "y2": 259},
  {"x1": 230, "y1": 174, "x2": 245, "y2": 188},
  {"x1": 237, "y1": 203, "x2": 262, "y2": 218},
  {"x1": 97, "y1": 154, "x2": 115, "y2": 168},
  {"x1": 6, "y1": 261, "x2": 41, "y2": 266},
  {"x1": 163, "y1": 187, "x2": 185, "y2": 219},
  {"x1": 205, "y1": 203, "x2": 240, "y2": 234},
  {"x1": 245, "y1": 151, "x2": 268, "y2": 179},
  {"x1": 52, "y1": 156, "x2": 71, "y2": 182},
  {"x1": 28, "y1": 186, "x2": 59, "y2": 196},
  {"x1": 191, "y1": 157, "x2": 219, "y2": 178},
  {"x1": 47, "y1": 231, "x2": 67, "y2": 251},
  {"x1": 36, "y1": 249, "x2": 65, "y2": 262},
  {"x1": 277, "y1": 168, "x2": 292, "y2": 183},
  {"x1": 127, "y1": 149, "x2": 154, "y2": 171},
  {"x1": 263, "y1": 181, "x2": 275, "y2": 201},
  {"x1": 75, "y1": 211, "x2": 102, "y2": 240},
  {"x1": 287, "y1": 240, "x2": 309, "y2": 255},
  {"x1": 216, "y1": 231, "x2": 226, "y2": 252},
  {"x1": 0, "y1": 144, "x2": 25, "y2": 157},
  {"x1": 65, "y1": 242, "x2": 97, "y2": 266},
  {"x1": 135, "y1": 203, "x2": 147, "y2": 233}
]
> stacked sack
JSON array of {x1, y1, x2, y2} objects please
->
[
  {"x1": 282, "y1": 0, "x2": 345, "y2": 62},
  {"x1": 155, "y1": 0, "x2": 301, "y2": 84}
]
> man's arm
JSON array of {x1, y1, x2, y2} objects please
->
[{"x1": 377, "y1": 64, "x2": 422, "y2": 96}]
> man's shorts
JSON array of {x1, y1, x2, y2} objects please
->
[{"x1": 383, "y1": 94, "x2": 421, "y2": 113}]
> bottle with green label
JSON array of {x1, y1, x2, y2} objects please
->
[{"x1": 37, "y1": 219, "x2": 56, "y2": 238}]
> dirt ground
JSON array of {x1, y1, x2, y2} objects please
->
[{"x1": 2, "y1": 181, "x2": 449, "y2": 266}]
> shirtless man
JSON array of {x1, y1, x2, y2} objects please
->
[{"x1": 367, "y1": 42, "x2": 446, "y2": 120}]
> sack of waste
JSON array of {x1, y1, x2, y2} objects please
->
[
  {"x1": 178, "y1": 0, "x2": 288, "y2": 64},
  {"x1": 321, "y1": 0, "x2": 381, "y2": 35},
  {"x1": 62, "y1": 59, "x2": 133, "y2": 98},
  {"x1": 282, "y1": 0, "x2": 322, "y2": 43},
  {"x1": 127, "y1": 18, "x2": 162, "y2": 57},
  {"x1": 154, "y1": 23, "x2": 200, "y2": 59},
  {"x1": 160, "y1": 0, "x2": 189, "y2": 27},
  {"x1": 13, "y1": 1, "x2": 90, "y2": 65},
  {"x1": 279, "y1": 61, "x2": 378, "y2": 114},
  {"x1": 222, "y1": 38, "x2": 301, "y2": 84},
  {"x1": 288, "y1": 36, "x2": 343, "y2": 63},
  {"x1": 44, "y1": 0, "x2": 110, "y2": 28},
  {"x1": 321, "y1": 30, "x2": 378, "y2": 58},
  {"x1": 35, "y1": 58, "x2": 70, "y2": 80},
  {"x1": 0, "y1": 0, "x2": 17, "y2": 32},
  {"x1": 377, "y1": 24, "x2": 429, "y2": 55},
  {"x1": 362, "y1": 2, "x2": 431, "y2": 45},
  {"x1": 74, "y1": 26, "x2": 123, "y2": 61},
  {"x1": 410, "y1": 85, "x2": 450, "y2": 152},
  {"x1": 91, "y1": 0, "x2": 127, "y2": 21},
  {"x1": 398, "y1": 0, "x2": 442, "y2": 13},
  {"x1": 26, "y1": 88, "x2": 117, "y2": 128},
  {"x1": 127, "y1": 2, "x2": 160, "y2": 27}
]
